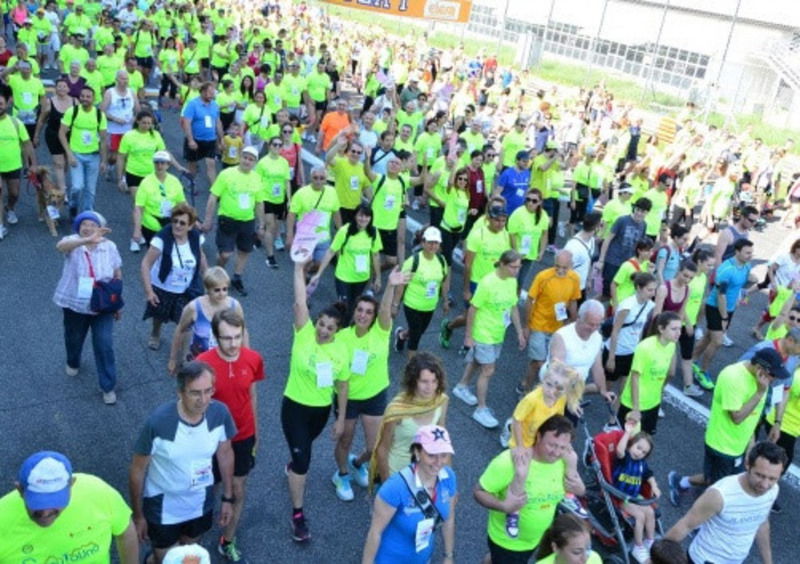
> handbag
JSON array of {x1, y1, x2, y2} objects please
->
[{"x1": 85, "y1": 251, "x2": 125, "y2": 314}]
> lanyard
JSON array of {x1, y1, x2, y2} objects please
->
[
  {"x1": 174, "y1": 241, "x2": 184, "y2": 269},
  {"x1": 83, "y1": 250, "x2": 95, "y2": 278}
]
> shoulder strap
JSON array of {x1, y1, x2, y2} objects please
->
[
  {"x1": 411, "y1": 250, "x2": 420, "y2": 273},
  {"x1": 312, "y1": 188, "x2": 325, "y2": 209},
  {"x1": 370, "y1": 174, "x2": 388, "y2": 204},
  {"x1": 398, "y1": 465, "x2": 444, "y2": 525}
]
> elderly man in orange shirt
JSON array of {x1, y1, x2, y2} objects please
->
[
  {"x1": 316, "y1": 97, "x2": 352, "y2": 154},
  {"x1": 519, "y1": 249, "x2": 582, "y2": 393}
]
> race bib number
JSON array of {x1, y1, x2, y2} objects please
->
[
  {"x1": 349, "y1": 176, "x2": 360, "y2": 190},
  {"x1": 476, "y1": 180, "x2": 484, "y2": 194},
  {"x1": 383, "y1": 195, "x2": 395, "y2": 210},
  {"x1": 425, "y1": 281, "x2": 438, "y2": 298},
  {"x1": 520, "y1": 234, "x2": 532, "y2": 255},
  {"x1": 160, "y1": 200, "x2": 173, "y2": 217},
  {"x1": 426, "y1": 148, "x2": 434, "y2": 160},
  {"x1": 77, "y1": 276, "x2": 94, "y2": 299},
  {"x1": 414, "y1": 517, "x2": 435, "y2": 553},
  {"x1": 189, "y1": 459, "x2": 213, "y2": 490},
  {"x1": 350, "y1": 349, "x2": 369, "y2": 375},
  {"x1": 260, "y1": 116, "x2": 270, "y2": 128},
  {"x1": 771, "y1": 385, "x2": 784, "y2": 408},
  {"x1": 228, "y1": 146, "x2": 238, "y2": 159},
  {"x1": 80, "y1": 131, "x2": 93, "y2": 145},
  {"x1": 316, "y1": 361, "x2": 333, "y2": 388},
  {"x1": 21, "y1": 91, "x2": 33, "y2": 105},
  {"x1": 238, "y1": 193, "x2": 251, "y2": 210},
  {"x1": 272, "y1": 183, "x2": 282, "y2": 197},
  {"x1": 457, "y1": 207, "x2": 466, "y2": 224},
  {"x1": 47, "y1": 205, "x2": 61, "y2": 220},
  {"x1": 554, "y1": 302, "x2": 568, "y2": 321},
  {"x1": 354, "y1": 253, "x2": 368, "y2": 273},
  {"x1": 204, "y1": 115, "x2": 213, "y2": 129}
]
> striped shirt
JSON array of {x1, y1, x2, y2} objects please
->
[{"x1": 52, "y1": 236, "x2": 122, "y2": 314}]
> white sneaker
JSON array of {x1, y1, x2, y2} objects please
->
[
  {"x1": 65, "y1": 364, "x2": 78, "y2": 376},
  {"x1": 722, "y1": 333, "x2": 734, "y2": 347},
  {"x1": 630, "y1": 544, "x2": 650, "y2": 564},
  {"x1": 102, "y1": 390, "x2": 117, "y2": 405},
  {"x1": 6, "y1": 210, "x2": 18, "y2": 224},
  {"x1": 694, "y1": 326, "x2": 704, "y2": 341},
  {"x1": 129, "y1": 239, "x2": 141, "y2": 252},
  {"x1": 452, "y1": 384, "x2": 478, "y2": 406},
  {"x1": 473, "y1": 407, "x2": 499, "y2": 429},
  {"x1": 683, "y1": 384, "x2": 704, "y2": 398},
  {"x1": 331, "y1": 471, "x2": 354, "y2": 501},
  {"x1": 499, "y1": 417, "x2": 512, "y2": 447},
  {"x1": 0, "y1": 225, "x2": 8, "y2": 240},
  {"x1": 275, "y1": 236, "x2": 285, "y2": 250},
  {"x1": 658, "y1": 407, "x2": 665, "y2": 418}
]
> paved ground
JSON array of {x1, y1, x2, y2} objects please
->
[{"x1": 0, "y1": 106, "x2": 798, "y2": 564}]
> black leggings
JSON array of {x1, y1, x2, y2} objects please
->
[
  {"x1": 335, "y1": 277, "x2": 368, "y2": 320},
  {"x1": 440, "y1": 227, "x2": 462, "y2": 266},
  {"x1": 403, "y1": 305, "x2": 434, "y2": 351},
  {"x1": 159, "y1": 74, "x2": 177, "y2": 99},
  {"x1": 281, "y1": 396, "x2": 330, "y2": 475}
]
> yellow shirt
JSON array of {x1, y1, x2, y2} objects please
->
[{"x1": 511, "y1": 387, "x2": 566, "y2": 447}]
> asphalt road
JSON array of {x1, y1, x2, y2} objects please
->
[{"x1": 0, "y1": 107, "x2": 798, "y2": 564}]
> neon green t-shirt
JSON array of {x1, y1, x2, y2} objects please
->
[
  {"x1": 402, "y1": 252, "x2": 448, "y2": 312},
  {"x1": 479, "y1": 450, "x2": 565, "y2": 552},
  {"x1": 61, "y1": 106, "x2": 107, "y2": 154},
  {"x1": 536, "y1": 551, "x2": 603, "y2": 564},
  {"x1": 330, "y1": 225, "x2": 382, "y2": 283},
  {"x1": 706, "y1": 362, "x2": 766, "y2": 456},
  {"x1": 642, "y1": 188, "x2": 668, "y2": 237},
  {"x1": 767, "y1": 370, "x2": 800, "y2": 436},
  {"x1": 281, "y1": 74, "x2": 307, "y2": 107},
  {"x1": 119, "y1": 129, "x2": 166, "y2": 177},
  {"x1": 621, "y1": 335, "x2": 676, "y2": 411},
  {"x1": 466, "y1": 219, "x2": 512, "y2": 283},
  {"x1": 132, "y1": 29, "x2": 155, "y2": 58},
  {"x1": 331, "y1": 155, "x2": 370, "y2": 210},
  {"x1": 460, "y1": 130, "x2": 485, "y2": 154},
  {"x1": 501, "y1": 130, "x2": 526, "y2": 168},
  {"x1": 256, "y1": 154, "x2": 291, "y2": 204},
  {"x1": 8, "y1": 75, "x2": 44, "y2": 114},
  {"x1": 685, "y1": 271, "x2": 707, "y2": 326},
  {"x1": 289, "y1": 184, "x2": 341, "y2": 243},
  {"x1": 158, "y1": 47, "x2": 180, "y2": 74},
  {"x1": 97, "y1": 54, "x2": 123, "y2": 86},
  {"x1": 612, "y1": 259, "x2": 650, "y2": 305},
  {"x1": 601, "y1": 197, "x2": 632, "y2": 238},
  {"x1": 284, "y1": 321, "x2": 349, "y2": 407},
  {"x1": 264, "y1": 82, "x2": 283, "y2": 113},
  {"x1": 0, "y1": 473, "x2": 132, "y2": 564},
  {"x1": 338, "y1": 323, "x2": 390, "y2": 400},
  {"x1": 371, "y1": 174, "x2": 406, "y2": 230},
  {"x1": 134, "y1": 173, "x2": 186, "y2": 231},
  {"x1": 210, "y1": 166, "x2": 265, "y2": 221},
  {"x1": 471, "y1": 271, "x2": 518, "y2": 344},
  {"x1": 507, "y1": 206, "x2": 549, "y2": 260},
  {"x1": 441, "y1": 188, "x2": 469, "y2": 233},
  {"x1": 306, "y1": 70, "x2": 332, "y2": 103},
  {"x1": 427, "y1": 156, "x2": 450, "y2": 209},
  {"x1": 0, "y1": 115, "x2": 29, "y2": 173},
  {"x1": 414, "y1": 131, "x2": 442, "y2": 168}
]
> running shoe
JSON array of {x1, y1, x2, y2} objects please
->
[
  {"x1": 129, "y1": 239, "x2": 141, "y2": 252},
  {"x1": 472, "y1": 407, "x2": 499, "y2": 429},
  {"x1": 722, "y1": 333, "x2": 734, "y2": 347},
  {"x1": 683, "y1": 384, "x2": 704, "y2": 398},
  {"x1": 331, "y1": 471, "x2": 354, "y2": 501},
  {"x1": 65, "y1": 364, "x2": 78, "y2": 377},
  {"x1": 452, "y1": 384, "x2": 478, "y2": 406},
  {"x1": 694, "y1": 326, "x2": 704, "y2": 341},
  {"x1": 499, "y1": 418, "x2": 512, "y2": 448},
  {"x1": 291, "y1": 512, "x2": 310, "y2": 542},
  {"x1": 667, "y1": 470, "x2": 683, "y2": 507},
  {"x1": 218, "y1": 537, "x2": 246, "y2": 562},
  {"x1": 546, "y1": 244, "x2": 558, "y2": 254},
  {"x1": 102, "y1": 390, "x2": 117, "y2": 405},
  {"x1": 231, "y1": 277, "x2": 248, "y2": 297},
  {"x1": 275, "y1": 236, "x2": 285, "y2": 251},
  {"x1": 771, "y1": 501, "x2": 782, "y2": 514},
  {"x1": 560, "y1": 493, "x2": 589, "y2": 518},
  {"x1": 439, "y1": 318, "x2": 452, "y2": 348},
  {"x1": 6, "y1": 210, "x2": 18, "y2": 224},
  {"x1": 266, "y1": 256, "x2": 279, "y2": 269},
  {"x1": 505, "y1": 512, "x2": 520, "y2": 538},
  {"x1": 348, "y1": 454, "x2": 369, "y2": 488},
  {"x1": 393, "y1": 327, "x2": 406, "y2": 353},
  {"x1": 631, "y1": 544, "x2": 650, "y2": 564},
  {"x1": 693, "y1": 366, "x2": 715, "y2": 390},
  {"x1": 457, "y1": 345, "x2": 471, "y2": 356},
  {"x1": 514, "y1": 382, "x2": 528, "y2": 396}
]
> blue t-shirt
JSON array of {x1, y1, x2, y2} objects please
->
[
  {"x1": 375, "y1": 465, "x2": 457, "y2": 564},
  {"x1": 181, "y1": 97, "x2": 221, "y2": 142},
  {"x1": 497, "y1": 167, "x2": 531, "y2": 213},
  {"x1": 705, "y1": 258, "x2": 751, "y2": 312},
  {"x1": 612, "y1": 452, "x2": 652, "y2": 498},
  {"x1": 656, "y1": 245, "x2": 681, "y2": 281}
]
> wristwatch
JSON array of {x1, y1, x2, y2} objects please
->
[{"x1": 221, "y1": 494, "x2": 235, "y2": 504}]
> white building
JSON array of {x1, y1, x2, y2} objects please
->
[{"x1": 462, "y1": 0, "x2": 800, "y2": 128}]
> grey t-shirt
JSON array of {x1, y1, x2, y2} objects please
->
[{"x1": 606, "y1": 215, "x2": 646, "y2": 266}]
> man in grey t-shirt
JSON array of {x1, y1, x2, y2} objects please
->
[{"x1": 598, "y1": 197, "x2": 652, "y2": 297}]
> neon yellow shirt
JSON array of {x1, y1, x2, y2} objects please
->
[
  {"x1": 338, "y1": 323, "x2": 390, "y2": 400},
  {"x1": 331, "y1": 155, "x2": 370, "y2": 210},
  {"x1": 466, "y1": 219, "x2": 512, "y2": 283},
  {"x1": 60, "y1": 106, "x2": 107, "y2": 154},
  {"x1": 370, "y1": 174, "x2": 406, "y2": 230},
  {"x1": 289, "y1": 184, "x2": 341, "y2": 243},
  {"x1": 706, "y1": 362, "x2": 766, "y2": 456},
  {"x1": 621, "y1": 336, "x2": 675, "y2": 411},
  {"x1": 119, "y1": 129, "x2": 166, "y2": 177},
  {"x1": 256, "y1": 154, "x2": 291, "y2": 204},
  {"x1": 134, "y1": 173, "x2": 186, "y2": 231},
  {"x1": 210, "y1": 166, "x2": 265, "y2": 221},
  {"x1": 471, "y1": 270, "x2": 518, "y2": 344},
  {"x1": 284, "y1": 321, "x2": 349, "y2": 407},
  {"x1": 401, "y1": 252, "x2": 448, "y2": 312},
  {"x1": 508, "y1": 206, "x2": 549, "y2": 260},
  {"x1": 330, "y1": 225, "x2": 382, "y2": 283},
  {"x1": 0, "y1": 115, "x2": 29, "y2": 172}
]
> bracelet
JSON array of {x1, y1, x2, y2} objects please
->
[{"x1": 221, "y1": 495, "x2": 235, "y2": 504}]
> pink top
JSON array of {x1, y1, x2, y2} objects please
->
[{"x1": 53, "y1": 236, "x2": 122, "y2": 314}]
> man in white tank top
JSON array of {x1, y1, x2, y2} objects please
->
[
  {"x1": 665, "y1": 441, "x2": 785, "y2": 564},
  {"x1": 546, "y1": 299, "x2": 615, "y2": 403},
  {"x1": 99, "y1": 70, "x2": 140, "y2": 180}
]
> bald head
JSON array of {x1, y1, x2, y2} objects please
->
[{"x1": 554, "y1": 250, "x2": 573, "y2": 273}]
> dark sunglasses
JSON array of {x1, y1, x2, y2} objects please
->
[
  {"x1": 172, "y1": 219, "x2": 189, "y2": 226},
  {"x1": 311, "y1": 175, "x2": 327, "y2": 180},
  {"x1": 270, "y1": 142, "x2": 282, "y2": 147},
  {"x1": 350, "y1": 149, "x2": 363, "y2": 155},
  {"x1": 789, "y1": 316, "x2": 799, "y2": 322},
  {"x1": 526, "y1": 198, "x2": 540, "y2": 203}
]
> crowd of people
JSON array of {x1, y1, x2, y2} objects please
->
[{"x1": 1, "y1": 0, "x2": 800, "y2": 563}]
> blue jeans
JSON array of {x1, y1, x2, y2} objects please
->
[
  {"x1": 63, "y1": 307, "x2": 117, "y2": 392},
  {"x1": 69, "y1": 152, "x2": 100, "y2": 212}
]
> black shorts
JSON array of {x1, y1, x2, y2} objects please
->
[
  {"x1": 487, "y1": 535, "x2": 535, "y2": 564},
  {"x1": 281, "y1": 396, "x2": 331, "y2": 475},
  {"x1": 679, "y1": 326, "x2": 695, "y2": 360},
  {"x1": 146, "y1": 511, "x2": 213, "y2": 549},
  {"x1": 602, "y1": 348, "x2": 633, "y2": 382},
  {"x1": 334, "y1": 389, "x2": 388, "y2": 420},
  {"x1": 183, "y1": 138, "x2": 217, "y2": 162},
  {"x1": 0, "y1": 168, "x2": 22, "y2": 181},
  {"x1": 212, "y1": 65, "x2": 228, "y2": 78},
  {"x1": 705, "y1": 304, "x2": 733, "y2": 332},
  {"x1": 125, "y1": 171, "x2": 145, "y2": 188},
  {"x1": 213, "y1": 434, "x2": 256, "y2": 480},
  {"x1": 377, "y1": 228, "x2": 398, "y2": 257},
  {"x1": 314, "y1": 100, "x2": 328, "y2": 113},
  {"x1": 340, "y1": 207, "x2": 357, "y2": 226},
  {"x1": 703, "y1": 443, "x2": 743, "y2": 484},
  {"x1": 136, "y1": 56, "x2": 154, "y2": 69},
  {"x1": 216, "y1": 216, "x2": 255, "y2": 254},
  {"x1": 200, "y1": 57, "x2": 210, "y2": 70},
  {"x1": 45, "y1": 128, "x2": 65, "y2": 155},
  {"x1": 618, "y1": 403, "x2": 660, "y2": 435},
  {"x1": 263, "y1": 200, "x2": 287, "y2": 219}
]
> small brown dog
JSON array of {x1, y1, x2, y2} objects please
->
[{"x1": 29, "y1": 166, "x2": 66, "y2": 237}]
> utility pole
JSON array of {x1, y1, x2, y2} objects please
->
[
  {"x1": 587, "y1": 0, "x2": 610, "y2": 68},
  {"x1": 496, "y1": 0, "x2": 510, "y2": 53},
  {"x1": 642, "y1": 0, "x2": 670, "y2": 101}
]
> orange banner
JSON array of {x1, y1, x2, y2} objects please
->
[{"x1": 322, "y1": 0, "x2": 472, "y2": 23}]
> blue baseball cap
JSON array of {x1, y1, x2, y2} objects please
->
[
  {"x1": 17, "y1": 451, "x2": 73, "y2": 510},
  {"x1": 72, "y1": 211, "x2": 106, "y2": 233}
]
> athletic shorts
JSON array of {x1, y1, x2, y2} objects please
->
[
  {"x1": 487, "y1": 536, "x2": 535, "y2": 564},
  {"x1": 466, "y1": 342, "x2": 503, "y2": 365},
  {"x1": 263, "y1": 200, "x2": 287, "y2": 219},
  {"x1": 314, "y1": 100, "x2": 327, "y2": 113},
  {"x1": 703, "y1": 443, "x2": 743, "y2": 484},
  {"x1": 705, "y1": 304, "x2": 733, "y2": 332},
  {"x1": 109, "y1": 132, "x2": 124, "y2": 152},
  {"x1": 618, "y1": 403, "x2": 660, "y2": 436},
  {"x1": 147, "y1": 511, "x2": 212, "y2": 549},
  {"x1": 216, "y1": 216, "x2": 255, "y2": 254},
  {"x1": 183, "y1": 138, "x2": 217, "y2": 162},
  {"x1": 334, "y1": 389, "x2": 387, "y2": 419},
  {"x1": 125, "y1": 171, "x2": 145, "y2": 188},
  {"x1": 313, "y1": 240, "x2": 331, "y2": 263},
  {"x1": 0, "y1": 168, "x2": 22, "y2": 181},
  {"x1": 213, "y1": 434, "x2": 256, "y2": 480},
  {"x1": 526, "y1": 330, "x2": 552, "y2": 362},
  {"x1": 377, "y1": 228, "x2": 398, "y2": 257},
  {"x1": 601, "y1": 348, "x2": 633, "y2": 382}
]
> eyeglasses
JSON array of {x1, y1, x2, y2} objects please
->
[
  {"x1": 746, "y1": 216, "x2": 759, "y2": 222},
  {"x1": 350, "y1": 149, "x2": 363, "y2": 155},
  {"x1": 270, "y1": 142, "x2": 282, "y2": 147},
  {"x1": 212, "y1": 286, "x2": 229, "y2": 293},
  {"x1": 282, "y1": 129, "x2": 293, "y2": 134},
  {"x1": 485, "y1": 153, "x2": 496, "y2": 158},
  {"x1": 172, "y1": 219, "x2": 189, "y2": 226},
  {"x1": 526, "y1": 198, "x2": 540, "y2": 203},
  {"x1": 311, "y1": 175, "x2": 327, "y2": 180}
]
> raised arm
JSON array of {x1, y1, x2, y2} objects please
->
[{"x1": 294, "y1": 260, "x2": 311, "y2": 329}]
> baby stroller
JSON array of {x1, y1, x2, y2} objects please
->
[{"x1": 559, "y1": 417, "x2": 665, "y2": 564}]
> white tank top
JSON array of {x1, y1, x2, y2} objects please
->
[
  {"x1": 105, "y1": 87, "x2": 134, "y2": 135},
  {"x1": 689, "y1": 474, "x2": 777, "y2": 564},
  {"x1": 547, "y1": 322, "x2": 602, "y2": 381}
]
